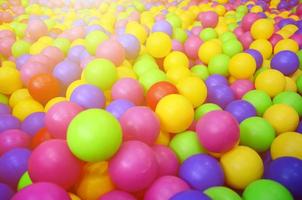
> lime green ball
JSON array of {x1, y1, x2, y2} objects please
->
[
  {"x1": 191, "y1": 65, "x2": 209, "y2": 80},
  {"x1": 297, "y1": 50, "x2": 302, "y2": 69},
  {"x1": 169, "y1": 131, "x2": 205, "y2": 162},
  {"x1": 208, "y1": 54, "x2": 230, "y2": 76},
  {"x1": 14, "y1": 23, "x2": 27, "y2": 38},
  {"x1": 297, "y1": 75, "x2": 302, "y2": 94},
  {"x1": 166, "y1": 14, "x2": 182, "y2": 28},
  {"x1": 273, "y1": 91, "x2": 302, "y2": 116},
  {"x1": 195, "y1": 103, "x2": 222, "y2": 120},
  {"x1": 53, "y1": 38, "x2": 71, "y2": 55},
  {"x1": 133, "y1": 59, "x2": 158, "y2": 77},
  {"x1": 228, "y1": 23, "x2": 238, "y2": 31},
  {"x1": 17, "y1": 171, "x2": 32, "y2": 191},
  {"x1": 12, "y1": 40, "x2": 31, "y2": 58},
  {"x1": 136, "y1": 53, "x2": 156, "y2": 63},
  {"x1": 85, "y1": 31, "x2": 108, "y2": 55},
  {"x1": 139, "y1": 69, "x2": 167, "y2": 91},
  {"x1": 236, "y1": 5, "x2": 248, "y2": 14},
  {"x1": 223, "y1": 39, "x2": 243, "y2": 57},
  {"x1": 204, "y1": 186, "x2": 242, "y2": 200},
  {"x1": 83, "y1": 58, "x2": 117, "y2": 91},
  {"x1": 235, "y1": 12, "x2": 245, "y2": 20},
  {"x1": 200, "y1": 28, "x2": 218, "y2": 41},
  {"x1": 0, "y1": 93, "x2": 8, "y2": 105},
  {"x1": 243, "y1": 179, "x2": 293, "y2": 200},
  {"x1": 240, "y1": 117, "x2": 275, "y2": 152},
  {"x1": 243, "y1": 90, "x2": 272, "y2": 116},
  {"x1": 173, "y1": 28, "x2": 188, "y2": 43},
  {"x1": 67, "y1": 109, "x2": 122, "y2": 162},
  {"x1": 220, "y1": 32, "x2": 237, "y2": 43}
]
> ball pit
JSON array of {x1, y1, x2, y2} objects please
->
[{"x1": 0, "y1": 0, "x2": 302, "y2": 199}]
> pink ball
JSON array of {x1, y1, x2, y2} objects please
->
[
  {"x1": 230, "y1": 79, "x2": 255, "y2": 99},
  {"x1": 172, "y1": 40, "x2": 184, "y2": 52},
  {"x1": 234, "y1": 26, "x2": 244, "y2": 38},
  {"x1": 198, "y1": 11, "x2": 218, "y2": 28},
  {"x1": 120, "y1": 106, "x2": 160, "y2": 145},
  {"x1": 111, "y1": 78, "x2": 144, "y2": 106},
  {"x1": 45, "y1": 102, "x2": 83, "y2": 139},
  {"x1": 66, "y1": 26, "x2": 85, "y2": 41},
  {"x1": 152, "y1": 145, "x2": 179, "y2": 176},
  {"x1": 196, "y1": 110, "x2": 240, "y2": 153},
  {"x1": 11, "y1": 182, "x2": 70, "y2": 200},
  {"x1": 144, "y1": 176, "x2": 190, "y2": 200},
  {"x1": 28, "y1": 54, "x2": 55, "y2": 70},
  {"x1": 96, "y1": 39, "x2": 126, "y2": 66},
  {"x1": 184, "y1": 35, "x2": 202, "y2": 59},
  {"x1": 20, "y1": 61, "x2": 51, "y2": 85},
  {"x1": 99, "y1": 190, "x2": 136, "y2": 200},
  {"x1": 297, "y1": 4, "x2": 302, "y2": 16},
  {"x1": 109, "y1": 141, "x2": 159, "y2": 192},
  {"x1": 28, "y1": 139, "x2": 82, "y2": 189},
  {"x1": 269, "y1": 33, "x2": 283, "y2": 47},
  {"x1": 0, "y1": 129, "x2": 30, "y2": 156},
  {"x1": 26, "y1": 19, "x2": 48, "y2": 41},
  {"x1": 0, "y1": 30, "x2": 15, "y2": 39},
  {"x1": 238, "y1": 31, "x2": 253, "y2": 50},
  {"x1": 42, "y1": 46, "x2": 65, "y2": 66},
  {"x1": 191, "y1": 26, "x2": 202, "y2": 36},
  {"x1": 291, "y1": 34, "x2": 302, "y2": 48},
  {"x1": 0, "y1": 37, "x2": 14, "y2": 57},
  {"x1": 241, "y1": 13, "x2": 260, "y2": 31}
]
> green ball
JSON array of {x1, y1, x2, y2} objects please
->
[
  {"x1": 139, "y1": 69, "x2": 167, "y2": 91},
  {"x1": 173, "y1": 28, "x2": 188, "y2": 43},
  {"x1": 83, "y1": 58, "x2": 117, "y2": 91},
  {"x1": 195, "y1": 103, "x2": 222, "y2": 120},
  {"x1": 228, "y1": 23, "x2": 238, "y2": 31},
  {"x1": 222, "y1": 39, "x2": 243, "y2": 57},
  {"x1": 236, "y1": 5, "x2": 248, "y2": 14},
  {"x1": 12, "y1": 40, "x2": 31, "y2": 58},
  {"x1": 243, "y1": 90, "x2": 272, "y2": 116},
  {"x1": 53, "y1": 38, "x2": 71, "y2": 55},
  {"x1": 17, "y1": 171, "x2": 32, "y2": 191},
  {"x1": 14, "y1": 23, "x2": 27, "y2": 38},
  {"x1": 67, "y1": 109, "x2": 122, "y2": 162},
  {"x1": 273, "y1": 91, "x2": 302, "y2": 116},
  {"x1": 204, "y1": 186, "x2": 242, "y2": 200},
  {"x1": 134, "y1": 58, "x2": 158, "y2": 77},
  {"x1": 297, "y1": 50, "x2": 302, "y2": 69},
  {"x1": 166, "y1": 14, "x2": 182, "y2": 28},
  {"x1": 169, "y1": 131, "x2": 205, "y2": 162},
  {"x1": 243, "y1": 179, "x2": 294, "y2": 200},
  {"x1": 85, "y1": 31, "x2": 108, "y2": 55},
  {"x1": 191, "y1": 65, "x2": 209, "y2": 81},
  {"x1": 297, "y1": 75, "x2": 302, "y2": 94},
  {"x1": 0, "y1": 93, "x2": 8, "y2": 105},
  {"x1": 200, "y1": 28, "x2": 218, "y2": 41},
  {"x1": 240, "y1": 117, "x2": 275, "y2": 152},
  {"x1": 220, "y1": 32, "x2": 237, "y2": 43},
  {"x1": 208, "y1": 54, "x2": 230, "y2": 76}
]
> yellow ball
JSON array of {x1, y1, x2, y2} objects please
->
[
  {"x1": 250, "y1": 39, "x2": 272, "y2": 59},
  {"x1": 155, "y1": 130, "x2": 171, "y2": 146},
  {"x1": 274, "y1": 39, "x2": 299, "y2": 53},
  {"x1": 9, "y1": 89, "x2": 32, "y2": 108},
  {"x1": 263, "y1": 104, "x2": 299, "y2": 134},
  {"x1": 0, "y1": 67, "x2": 23, "y2": 95},
  {"x1": 251, "y1": 19, "x2": 274, "y2": 39},
  {"x1": 228, "y1": 53, "x2": 256, "y2": 79},
  {"x1": 271, "y1": 132, "x2": 302, "y2": 160},
  {"x1": 69, "y1": 193, "x2": 81, "y2": 200},
  {"x1": 44, "y1": 97, "x2": 66, "y2": 112},
  {"x1": 255, "y1": 69, "x2": 285, "y2": 97},
  {"x1": 2, "y1": 61, "x2": 16, "y2": 69},
  {"x1": 176, "y1": 76, "x2": 207, "y2": 108},
  {"x1": 117, "y1": 66, "x2": 137, "y2": 80},
  {"x1": 220, "y1": 146, "x2": 263, "y2": 190},
  {"x1": 13, "y1": 99, "x2": 44, "y2": 121},
  {"x1": 167, "y1": 67, "x2": 191, "y2": 84},
  {"x1": 156, "y1": 94, "x2": 194, "y2": 133},
  {"x1": 198, "y1": 40, "x2": 222, "y2": 64},
  {"x1": 164, "y1": 51, "x2": 189, "y2": 71},
  {"x1": 146, "y1": 32, "x2": 172, "y2": 58},
  {"x1": 126, "y1": 22, "x2": 148, "y2": 44},
  {"x1": 284, "y1": 77, "x2": 297, "y2": 92}
]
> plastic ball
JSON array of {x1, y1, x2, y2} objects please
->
[
  {"x1": 255, "y1": 69, "x2": 285, "y2": 97},
  {"x1": 99, "y1": 190, "x2": 136, "y2": 200},
  {"x1": 251, "y1": 18, "x2": 274, "y2": 39},
  {"x1": 17, "y1": 171, "x2": 32, "y2": 191},
  {"x1": 96, "y1": 39, "x2": 126, "y2": 66},
  {"x1": 198, "y1": 40, "x2": 222, "y2": 64},
  {"x1": 184, "y1": 35, "x2": 203, "y2": 59},
  {"x1": 208, "y1": 54, "x2": 230, "y2": 76},
  {"x1": 273, "y1": 91, "x2": 302, "y2": 116},
  {"x1": 200, "y1": 28, "x2": 218, "y2": 41},
  {"x1": 0, "y1": 114, "x2": 21, "y2": 133},
  {"x1": 195, "y1": 103, "x2": 222, "y2": 120},
  {"x1": 163, "y1": 51, "x2": 189, "y2": 71},
  {"x1": 241, "y1": 13, "x2": 260, "y2": 31},
  {"x1": 274, "y1": 39, "x2": 299, "y2": 53},
  {"x1": 152, "y1": 20, "x2": 173, "y2": 36},
  {"x1": 21, "y1": 112, "x2": 45, "y2": 136},
  {"x1": 0, "y1": 66, "x2": 22, "y2": 95},
  {"x1": 0, "y1": 104, "x2": 10, "y2": 115},
  {"x1": 0, "y1": 129, "x2": 30, "y2": 155},
  {"x1": 228, "y1": 53, "x2": 256, "y2": 79},
  {"x1": 204, "y1": 186, "x2": 242, "y2": 200},
  {"x1": 206, "y1": 84, "x2": 235, "y2": 108},
  {"x1": 166, "y1": 67, "x2": 191, "y2": 84},
  {"x1": 139, "y1": 69, "x2": 167, "y2": 91},
  {"x1": 13, "y1": 99, "x2": 44, "y2": 121},
  {"x1": 25, "y1": 19, "x2": 48, "y2": 41},
  {"x1": 53, "y1": 60, "x2": 81, "y2": 87},
  {"x1": 225, "y1": 100, "x2": 257, "y2": 123},
  {"x1": 85, "y1": 31, "x2": 108, "y2": 55},
  {"x1": 118, "y1": 34, "x2": 140, "y2": 59},
  {"x1": 198, "y1": 11, "x2": 218, "y2": 28},
  {"x1": 0, "y1": 183, "x2": 14, "y2": 200},
  {"x1": 230, "y1": 79, "x2": 254, "y2": 99},
  {"x1": 205, "y1": 74, "x2": 228, "y2": 88},
  {"x1": 250, "y1": 39, "x2": 273, "y2": 59},
  {"x1": 245, "y1": 49, "x2": 263, "y2": 69},
  {"x1": 146, "y1": 32, "x2": 172, "y2": 58},
  {"x1": 220, "y1": 146, "x2": 264, "y2": 190},
  {"x1": 153, "y1": 145, "x2": 179, "y2": 176},
  {"x1": 106, "y1": 99, "x2": 134, "y2": 119},
  {"x1": 270, "y1": 50, "x2": 299, "y2": 76},
  {"x1": 12, "y1": 40, "x2": 30, "y2": 58},
  {"x1": 297, "y1": 75, "x2": 302, "y2": 94},
  {"x1": 222, "y1": 39, "x2": 243, "y2": 57},
  {"x1": 170, "y1": 190, "x2": 211, "y2": 200}
]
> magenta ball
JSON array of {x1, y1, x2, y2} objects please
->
[
  {"x1": 172, "y1": 40, "x2": 184, "y2": 52},
  {"x1": 109, "y1": 141, "x2": 159, "y2": 192},
  {"x1": 241, "y1": 13, "x2": 260, "y2": 31},
  {"x1": 99, "y1": 190, "x2": 136, "y2": 200},
  {"x1": 184, "y1": 35, "x2": 202, "y2": 59},
  {"x1": 28, "y1": 139, "x2": 82, "y2": 189},
  {"x1": 196, "y1": 110, "x2": 240, "y2": 153},
  {"x1": 238, "y1": 31, "x2": 253, "y2": 50},
  {"x1": 234, "y1": 27, "x2": 244, "y2": 38},
  {"x1": 45, "y1": 101, "x2": 83, "y2": 139},
  {"x1": 144, "y1": 176, "x2": 190, "y2": 200},
  {"x1": 230, "y1": 79, "x2": 254, "y2": 99},
  {"x1": 291, "y1": 34, "x2": 302, "y2": 48},
  {"x1": 0, "y1": 129, "x2": 30, "y2": 155},
  {"x1": 96, "y1": 39, "x2": 125, "y2": 66},
  {"x1": 198, "y1": 11, "x2": 218, "y2": 28},
  {"x1": 152, "y1": 145, "x2": 179, "y2": 176},
  {"x1": 11, "y1": 182, "x2": 70, "y2": 200},
  {"x1": 269, "y1": 34, "x2": 283, "y2": 47},
  {"x1": 111, "y1": 78, "x2": 144, "y2": 106}
]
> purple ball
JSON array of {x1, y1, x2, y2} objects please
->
[
  {"x1": 0, "y1": 148, "x2": 31, "y2": 188},
  {"x1": 70, "y1": 84, "x2": 106, "y2": 109},
  {"x1": 68, "y1": 45, "x2": 85, "y2": 63},
  {"x1": 85, "y1": 25, "x2": 103, "y2": 34},
  {"x1": 205, "y1": 75, "x2": 228, "y2": 88},
  {"x1": 16, "y1": 54, "x2": 30, "y2": 70},
  {"x1": 245, "y1": 49, "x2": 263, "y2": 68},
  {"x1": 0, "y1": 183, "x2": 14, "y2": 200},
  {"x1": 0, "y1": 104, "x2": 10, "y2": 115},
  {"x1": 225, "y1": 100, "x2": 257, "y2": 123},
  {"x1": 297, "y1": 120, "x2": 302, "y2": 133},
  {"x1": 118, "y1": 34, "x2": 141, "y2": 59},
  {"x1": 271, "y1": 50, "x2": 299, "y2": 75},
  {"x1": 53, "y1": 60, "x2": 81, "y2": 86},
  {"x1": 106, "y1": 99, "x2": 135, "y2": 119},
  {"x1": 21, "y1": 112, "x2": 45, "y2": 137},
  {"x1": 179, "y1": 154, "x2": 224, "y2": 191},
  {"x1": 171, "y1": 190, "x2": 211, "y2": 200},
  {"x1": 152, "y1": 20, "x2": 173, "y2": 36},
  {"x1": 206, "y1": 85, "x2": 235, "y2": 108},
  {"x1": 278, "y1": 18, "x2": 296, "y2": 28},
  {"x1": 0, "y1": 114, "x2": 21, "y2": 133}
]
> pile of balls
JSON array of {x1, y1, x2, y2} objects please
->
[{"x1": 0, "y1": 0, "x2": 302, "y2": 199}]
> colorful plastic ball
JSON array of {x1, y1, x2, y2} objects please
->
[
  {"x1": 263, "y1": 104, "x2": 299, "y2": 134},
  {"x1": 53, "y1": 60, "x2": 81, "y2": 87},
  {"x1": 146, "y1": 32, "x2": 172, "y2": 58},
  {"x1": 0, "y1": 183, "x2": 14, "y2": 200},
  {"x1": 106, "y1": 99, "x2": 134, "y2": 119},
  {"x1": 152, "y1": 20, "x2": 173, "y2": 36},
  {"x1": 225, "y1": 100, "x2": 257, "y2": 123},
  {"x1": 99, "y1": 190, "x2": 136, "y2": 200},
  {"x1": 13, "y1": 99, "x2": 44, "y2": 121},
  {"x1": 251, "y1": 19, "x2": 274, "y2": 39},
  {"x1": 0, "y1": 148, "x2": 31, "y2": 188},
  {"x1": 208, "y1": 54, "x2": 230, "y2": 76},
  {"x1": 228, "y1": 53, "x2": 256, "y2": 79},
  {"x1": 111, "y1": 78, "x2": 144, "y2": 106},
  {"x1": 109, "y1": 141, "x2": 158, "y2": 192},
  {"x1": 155, "y1": 94, "x2": 194, "y2": 133},
  {"x1": 163, "y1": 51, "x2": 189, "y2": 71},
  {"x1": 11, "y1": 182, "x2": 70, "y2": 200},
  {"x1": 85, "y1": 30, "x2": 108, "y2": 55},
  {"x1": 0, "y1": 103, "x2": 10, "y2": 115},
  {"x1": 205, "y1": 74, "x2": 228, "y2": 87},
  {"x1": 70, "y1": 84, "x2": 105, "y2": 109},
  {"x1": 146, "y1": 81, "x2": 178, "y2": 110},
  {"x1": 0, "y1": 129, "x2": 30, "y2": 156},
  {"x1": 206, "y1": 84, "x2": 235, "y2": 109},
  {"x1": 195, "y1": 103, "x2": 222, "y2": 120},
  {"x1": 96, "y1": 39, "x2": 126, "y2": 66},
  {"x1": 12, "y1": 40, "x2": 30, "y2": 58},
  {"x1": 242, "y1": 89, "x2": 272, "y2": 116},
  {"x1": 184, "y1": 35, "x2": 203, "y2": 59},
  {"x1": 25, "y1": 19, "x2": 48, "y2": 41},
  {"x1": 21, "y1": 112, "x2": 45, "y2": 136},
  {"x1": 67, "y1": 109, "x2": 122, "y2": 162},
  {"x1": 274, "y1": 39, "x2": 299, "y2": 54},
  {"x1": 198, "y1": 11, "x2": 218, "y2": 28},
  {"x1": 200, "y1": 28, "x2": 218, "y2": 41},
  {"x1": 242, "y1": 179, "x2": 293, "y2": 200},
  {"x1": 171, "y1": 190, "x2": 211, "y2": 200},
  {"x1": 139, "y1": 69, "x2": 167, "y2": 90},
  {"x1": 230, "y1": 79, "x2": 254, "y2": 99},
  {"x1": 117, "y1": 34, "x2": 140, "y2": 59},
  {"x1": 222, "y1": 39, "x2": 243, "y2": 57},
  {"x1": 120, "y1": 106, "x2": 160, "y2": 145},
  {"x1": 273, "y1": 91, "x2": 302, "y2": 116},
  {"x1": 220, "y1": 146, "x2": 264, "y2": 190},
  {"x1": 198, "y1": 40, "x2": 222, "y2": 64},
  {"x1": 297, "y1": 75, "x2": 302, "y2": 94},
  {"x1": 245, "y1": 49, "x2": 263, "y2": 69},
  {"x1": 18, "y1": 171, "x2": 32, "y2": 191},
  {"x1": 153, "y1": 145, "x2": 179, "y2": 176},
  {"x1": 0, "y1": 114, "x2": 20, "y2": 133},
  {"x1": 271, "y1": 50, "x2": 299, "y2": 76},
  {"x1": 271, "y1": 132, "x2": 302, "y2": 160},
  {"x1": 204, "y1": 186, "x2": 242, "y2": 200},
  {"x1": 166, "y1": 66, "x2": 191, "y2": 84},
  {"x1": 250, "y1": 39, "x2": 273, "y2": 59},
  {"x1": 42, "y1": 46, "x2": 65, "y2": 66},
  {"x1": 255, "y1": 69, "x2": 285, "y2": 97},
  {"x1": 20, "y1": 61, "x2": 51, "y2": 86},
  {"x1": 144, "y1": 176, "x2": 190, "y2": 200},
  {"x1": 0, "y1": 66, "x2": 22, "y2": 95},
  {"x1": 241, "y1": 13, "x2": 260, "y2": 31}
]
